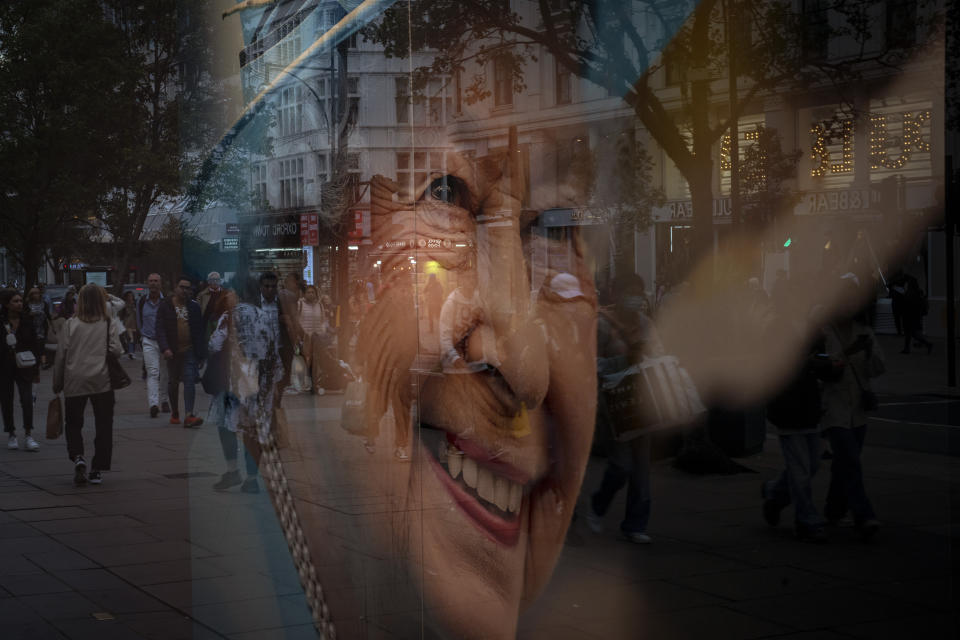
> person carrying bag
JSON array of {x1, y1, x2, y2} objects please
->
[{"x1": 53, "y1": 284, "x2": 123, "y2": 486}]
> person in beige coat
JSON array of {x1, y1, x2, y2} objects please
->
[{"x1": 53, "y1": 284, "x2": 123, "y2": 486}]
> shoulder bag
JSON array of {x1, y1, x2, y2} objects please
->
[
  {"x1": 104, "y1": 321, "x2": 131, "y2": 390},
  {"x1": 5, "y1": 322, "x2": 36, "y2": 368}
]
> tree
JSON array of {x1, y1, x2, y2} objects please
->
[
  {"x1": 365, "y1": 0, "x2": 943, "y2": 277},
  {"x1": 0, "y1": 0, "x2": 135, "y2": 286}
]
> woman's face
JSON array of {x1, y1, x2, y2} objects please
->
[
  {"x1": 350, "y1": 150, "x2": 598, "y2": 637},
  {"x1": 304, "y1": 288, "x2": 318, "y2": 303},
  {"x1": 8, "y1": 295, "x2": 23, "y2": 314}
]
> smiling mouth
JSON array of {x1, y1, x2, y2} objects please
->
[{"x1": 421, "y1": 426, "x2": 525, "y2": 546}]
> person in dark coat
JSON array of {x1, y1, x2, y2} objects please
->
[
  {"x1": 0, "y1": 289, "x2": 42, "y2": 451},
  {"x1": 254, "y1": 272, "x2": 292, "y2": 405},
  {"x1": 900, "y1": 276, "x2": 931, "y2": 354},
  {"x1": 156, "y1": 276, "x2": 207, "y2": 427}
]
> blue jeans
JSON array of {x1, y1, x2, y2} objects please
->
[
  {"x1": 764, "y1": 432, "x2": 824, "y2": 531},
  {"x1": 591, "y1": 436, "x2": 651, "y2": 534},
  {"x1": 824, "y1": 425, "x2": 876, "y2": 524},
  {"x1": 167, "y1": 348, "x2": 197, "y2": 416}
]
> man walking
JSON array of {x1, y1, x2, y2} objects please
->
[
  {"x1": 256, "y1": 273, "x2": 292, "y2": 403},
  {"x1": 137, "y1": 273, "x2": 170, "y2": 418},
  {"x1": 157, "y1": 276, "x2": 206, "y2": 427},
  {"x1": 198, "y1": 271, "x2": 223, "y2": 331}
]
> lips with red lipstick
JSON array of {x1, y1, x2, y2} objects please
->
[{"x1": 421, "y1": 426, "x2": 528, "y2": 546}]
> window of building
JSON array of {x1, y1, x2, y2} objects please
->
[
  {"x1": 454, "y1": 70, "x2": 463, "y2": 115},
  {"x1": 280, "y1": 157, "x2": 304, "y2": 209},
  {"x1": 252, "y1": 164, "x2": 267, "y2": 206},
  {"x1": 886, "y1": 0, "x2": 917, "y2": 49},
  {"x1": 556, "y1": 59, "x2": 572, "y2": 105},
  {"x1": 277, "y1": 19, "x2": 302, "y2": 67},
  {"x1": 802, "y1": 0, "x2": 830, "y2": 63},
  {"x1": 494, "y1": 56, "x2": 513, "y2": 107},
  {"x1": 396, "y1": 77, "x2": 451, "y2": 125},
  {"x1": 278, "y1": 85, "x2": 303, "y2": 137},
  {"x1": 395, "y1": 77, "x2": 410, "y2": 124},
  {"x1": 396, "y1": 150, "x2": 450, "y2": 199},
  {"x1": 347, "y1": 153, "x2": 361, "y2": 172}
]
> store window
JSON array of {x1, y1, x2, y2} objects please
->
[
  {"x1": 251, "y1": 163, "x2": 267, "y2": 206},
  {"x1": 556, "y1": 59, "x2": 572, "y2": 105},
  {"x1": 494, "y1": 55, "x2": 513, "y2": 107}
]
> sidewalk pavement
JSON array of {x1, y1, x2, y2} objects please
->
[{"x1": 0, "y1": 352, "x2": 957, "y2": 639}]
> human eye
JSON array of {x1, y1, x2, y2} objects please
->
[{"x1": 419, "y1": 174, "x2": 470, "y2": 209}]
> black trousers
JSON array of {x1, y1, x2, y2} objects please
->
[
  {"x1": 0, "y1": 369, "x2": 33, "y2": 434},
  {"x1": 65, "y1": 390, "x2": 115, "y2": 471}
]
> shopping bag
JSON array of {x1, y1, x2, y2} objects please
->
[
  {"x1": 340, "y1": 379, "x2": 367, "y2": 436},
  {"x1": 46, "y1": 395, "x2": 63, "y2": 439}
]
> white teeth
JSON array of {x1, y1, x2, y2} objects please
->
[
  {"x1": 447, "y1": 446, "x2": 462, "y2": 479},
  {"x1": 476, "y1": 467, "x2": 495, "y2": 504},
  {"x1": 493, "y1": 476, "x2": 509, "y2": 512},
  {"x1": 508, "y1": 482, "x2": 522, "y2": 513},
  {"x1": 462, "y1": 457, "x2": 478, "y2": 488}
]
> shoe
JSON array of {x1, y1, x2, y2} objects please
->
[
  {"x1": 585, "y1": 507, "x2": 604, "y2": 534},
  {"x1": 240, "y1": 477, "x2": 260, "y2": 494},
  {"x1": 74, "y1": 457, "x2": 87, "y2": 486},
  {"x1": 362, "y1": 439, "x2": 375, "y2": 454},
  {"x1": 623, "y1": 531, "x2": 652, "y2": 544},
  {"x1": 394, "y1": 447, "x2": 410, "y2": 461},
  {"x1": 184, "y1": 415, "x2": 203, "y2": 428},
  {"x1": 796, "y1": 527, "x2": 827, "y2": 544},
  {"x1": 88, "y1": 470, "x2": 102, "y2": 485},
  {"x1": 856, "y1": 518, "x2": 880, "y2": 541},
  {"x1": 169, "y1": 415, "x2": 181, "y2": 425},
  {"x1": 24, "y1": 436, "x2": 39, "y2": 452},
  {"x1": 212, "y1": 470, "x2": 242, "y2": 491},
  {"x1": 7, "y1": 435, "x2": 19, "y2": 450},
  {"x1": 127, "y1": 353, "x2": 134, "y2": 360},
  {"x1": 314, "y1": 387, "x2": 325, "y2": 396},
  {"x1": 161, "y1": 402, "x2": 171, "y2": 413},
  {"x1": 150, "y1": 405, "x2": 159, "y2": 418}
]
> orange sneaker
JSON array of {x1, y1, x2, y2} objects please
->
[
  {"x1": 184, "y1": 415, "x2": 204, "y2": 428},
  {"x1": 169, "y1": 414, "x2": 181, "y2": 425}
]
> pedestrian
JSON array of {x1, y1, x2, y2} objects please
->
[
  {"x1": 422, "y1": 273, "x2": 444, "y2": 333},
  {"x1": 821, "y1": 273, "x2": 884, "y2": 540},
  {"x1": 298, "y1": 284, "x2": 330, "y2": 395},
  {"x1": 119, "y1": 291, "x2": 138, "y2": 359},
  {"x1": 60, "y1": 285, "x2": 77, "y2": 319},
  {"x1": 156, "y1": 275, "x2": 206, "y2": 427},
  {"x1": 900, "y1": 276, "x2": 931, "y2": 354},
  {"x1": 204, "y1": 289, "x2": 262, "y2": 493},
  {"x1": 137, "y1": 273, "x2": 171, "y2": 418},
  {"x1": 52, "y1": 284, "x2": 123, "y2": 485},
  {"x1": 198, "y1": 271, "x2": 223, "y2": 334},
  {"x1": 25, "y1": 287, "x2": 51, "y2": 369},
  {"x1": 255, "y1": 272, "x2": 293, "y2": 404},
  {"x1": 761, "y1": 294, "x2": 836, "y2": 543},
  {"x1": 586, "y1": 274, "x2": 663, "y2": 544},
  {"x1": 1, "y1": 289, "x2": 42, "y2": 451}
]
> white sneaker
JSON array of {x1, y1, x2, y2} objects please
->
[
  {"x1": 7, "y1": 435, "x2": 18, "y2": 450},
  {"x1": 624, "y1": 531, "x2": 652, "y2": 544},
  {"x1": 24, "y1": 436, "x2": 39, "y2": 452},
  {"x1": 585, "y1": 507, "x2": 604, "y2": 534},
  {"x1": 394, "y1": 447, "x2": 410, "y2": 461}
]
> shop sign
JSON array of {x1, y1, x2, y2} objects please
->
[
  {"x1": 653, "y1": 198, "x2": 732, "y2": 222},
  {"x1": 542, "y1": 207, "x2": 607, "y2": 227},
  {"x1": 299, "y1": 213, "x2": 319, "y2": 246},
  {"x1": 225, "y1": 223, "x2": 240, "y2": 235},
  {"x1": 347, "y1": 210, "x2": 369, "y2": 239},
  {"x1": 221, "y1": 237, "x2": 240, "y2": 251},
  {"x1": 246, "y1": 214, "x2": 302, "y2": 249},
  {"x1": 799, "y1": 188, "x2": 872, "y2": 215}
]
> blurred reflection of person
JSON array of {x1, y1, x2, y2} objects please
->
[
  {"x1": 821, "y1": 273, "x2": 884, "y2": 540},
  {"x1": 298, "y1": 285, "x2": 330, "y2": 395},
  {"x1": 422, "y1": 273, "x2": 444, "y2": 333},
  {"x1": 438, "y1": 269, "x2": 482, "y2": 371},
  {"x1": 900, "y1": 275, "x2": 931, "y2": 354},
  {"x1": 255, "y1": 272, "x2": 293, "y2": 405},
  {"x1": 586, "y1": 275, "x2": 663, "y2": 544}
]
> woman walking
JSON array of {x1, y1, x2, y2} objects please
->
[
  {"x1": 53, "y1": 284, "x2": 123, "y2": 486},
  {"x1": 1, "y1": 289, "x2": 42, "y2": 451},
  {"x1": 298, "y1": 285, "x2": 330, "y2": 395},
  {"x1": 119, "y1": 291, "x2": 139, "y2": 359}
]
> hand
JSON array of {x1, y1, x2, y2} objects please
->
[{"x1": 163, "y1": 349, "x2": 173, "y2": 359}]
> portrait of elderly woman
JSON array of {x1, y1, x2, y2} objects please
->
[{"x1": 0, "y1": 0, "x2": 944, "y2": 639}]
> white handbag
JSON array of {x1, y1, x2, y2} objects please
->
[{"x1": 15, "y1": 350, "x2": 36, "y2": 369}]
